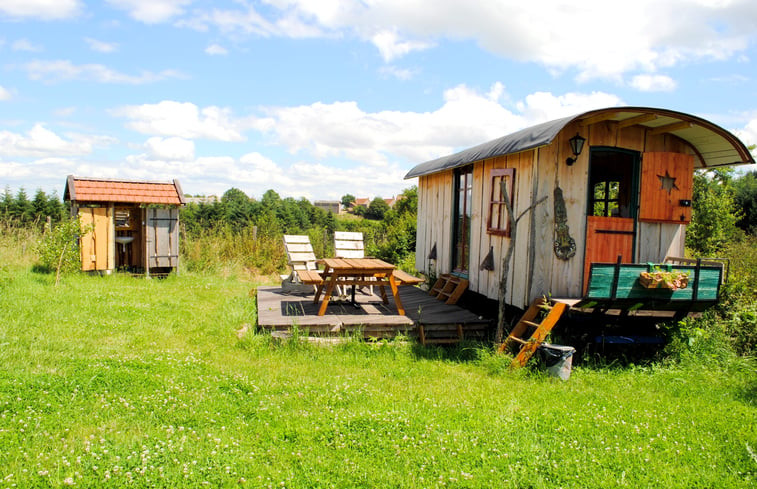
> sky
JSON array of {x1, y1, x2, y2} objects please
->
[{"x1": 1, "y1": 0, "x2": 756, "y2": 202}]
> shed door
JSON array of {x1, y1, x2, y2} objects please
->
[
  {"x1": 583, "y1": 148, "x2": 640, "y2": 292},
  {"x1": 146, "y1": 208, "x2": 179, "y2": 268},
  {"x1": 79, "y1": 207, "x2": 112, "y2": 271}
]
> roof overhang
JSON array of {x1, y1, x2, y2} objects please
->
[{"x1": 405, "y1": 107, "x2": 755, "y2": 179}]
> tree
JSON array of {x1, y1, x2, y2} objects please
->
[
  {"x1": 261, "y1": 189, "x2": 281, "y2": 209},
  {"x1": 221, "y1": 188, "x2": 253, "y2": 230},
  {"x1": 353, "y1": 205, "x2": 367, "y2": 217},
  {"x1": 45, "y1": 191, "x2": 65, "y2": 223},
  {"x1": 12, "y1": 188, "x2": 33, "y2": 224},
  {"x1": 365, "y1": 197, "x2": 390, "y2": 220},
  {"x1": 686, "y1": 169, "x2": 743, "y2": 255},
  {"x1": 733, "y1": 171, "x2": 757, "y2": 234},
  {"x1": 393, "y1": 186, "x2": 417, "y2": 216},
  {"x1": 341, "y1": 194, "x2": 356, "y2": 208},
  {"x1": 1, "y1": 187, "x2": 13, "y2": 220}
]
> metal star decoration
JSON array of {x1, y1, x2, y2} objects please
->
[{"x1": 657, "y1": 170, "x2": 679, "y2": 194}]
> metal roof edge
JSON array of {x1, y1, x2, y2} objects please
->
[{"x1": 404, "y1": 106, "x2": 755, "y2": 179}]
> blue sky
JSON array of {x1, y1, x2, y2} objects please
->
[{"x1": 1, "y1": 0, "x2": 756, "y2": 201}]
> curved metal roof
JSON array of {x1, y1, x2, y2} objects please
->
[{"x1": 405, "y1": 107, "x2": 754, "y2": 179}]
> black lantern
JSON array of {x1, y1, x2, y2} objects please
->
[{"x1": 566, "y1": 133, "x2": 586, "y2": 166}]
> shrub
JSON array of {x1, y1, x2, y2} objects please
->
[
  {"x1": 664, "y1": 238, "x2": 757, "y2": 360},
  {"x1": 34, "y1": 217, "x2": 87, "y2": 276}
]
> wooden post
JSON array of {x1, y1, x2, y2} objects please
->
[
  {"x1": 144, "y1": 208, "x2": 150, "y2": 278},
  {"x1": 610, "y1": 254, "x2": 623, "y2": 301}
]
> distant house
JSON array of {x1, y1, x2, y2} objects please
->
[
  {"x1": 314, "y1": 200, "x2": 341, "y2": 214},
  {"x1": 353, "y1": 198, "x2": 371, "y2": 209},
  {"x1": 64, "y1": 175, "x2": 185, "y2": 276},
  {"x1": 185, "y1": 195, "x2": 219, "y2": 205},
  {"x1": 350, "y1": 196, "x2": 399, "y2": 210}
]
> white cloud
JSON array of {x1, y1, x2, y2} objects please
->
[
  {"x1": 144, "y1": 136, "x2": 195, "y2": 161},
  {"x1": 102, "y1": 84, "x2": 622, "y2": 199},
  {"x1": 629, "y1": 74, "x2": 678, "y2": 92},
  {"x1": 106, "y1": 0, "x2": 192, "y2": 24},
  {"x1": 371, "y1": 30, "x2": 434, "y2": 63},
  {"x1": 515, "y1": 91, "x2": 624, "y2": 123},
  {"x1": 0, "y1": 85, "x2": 11, "y2": 101},
  {"x1": 258, "y1": 83, "x2": 622, "y2": 167},
  {"x1": 54, "y1": 107, "x2": 77, "y2": 117},
  {"x1": 113, "y1": 101, "x2": 246, "y2": 141},
  {"x1": 0, "y1": 157, "x2": 79, "y2": 186},
  {"x1": 23, "y1": 59, "x2": 184, "y2": 84},
  {"x1": 204, "y1": 43, "x2": 228, "y2": 56},
  {"x1": 85, "y1": 37, "x2": 118, "y2": 53},
  {"x1": 182, "y1": 0, "x2": 757, "y2": 79},
  {"x1": 11, "y1": 39, "x2": 43, "y2": 52},
  {"x1": 379, "y1": 65, "x2": 419, "y2": 81},
  {"x1": 0, "y1": 0, "x2": 81, "y2": 20},
  {"x1": 0, "y1": 124, "x2": 110, "y2": 158},
  {"x1": 734, "y1": 116, "x2": 757, "y2": 155}
]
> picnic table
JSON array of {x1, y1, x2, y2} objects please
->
[{"x1": 297, "y1": 257, "x2": 422, "y2": 316}]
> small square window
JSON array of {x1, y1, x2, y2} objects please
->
[{"x1": 487, "y1": 168, "x2": 515, "y2": 236}]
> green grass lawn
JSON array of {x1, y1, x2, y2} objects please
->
[{"x1": 0, "y1": 270, "x2": 755, "y2": 488}]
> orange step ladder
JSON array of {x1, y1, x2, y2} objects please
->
[{"x1": 498, "y1": 298, "x2": 568, "y2": 368}]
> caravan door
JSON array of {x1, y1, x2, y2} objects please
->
[{"x1": 582, "y1": 148, "x2": 640, "y2": 292}]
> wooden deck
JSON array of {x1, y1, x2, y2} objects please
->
[{"x1": 256, "y1": 285, "x2": 492, "y2": 342}]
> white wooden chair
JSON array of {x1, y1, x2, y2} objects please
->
[
  {"x1": 334, "y1": 231, "x2": 366, "y2": 259},
  {"x1": 281, "y1": 235, "x2": 320, "y2": 294},
  {"x1": 334, "y1": 231, "x2": 373, "y2": 296}
]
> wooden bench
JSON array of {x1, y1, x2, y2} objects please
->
[
  {"x1": 392, "y1": 269, "x2": 424, "y2": 286},
  {"x1": 297, "y1": 270, "x2": 323, "y2": 285}
]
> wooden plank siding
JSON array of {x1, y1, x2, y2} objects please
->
[
  {"x1": 414, "y1": 119, "x2": 697, "y2": 305},
  {"x1": 416, "y1": 172, "x2": 453, "y2": 277},
  {"x1": 549, "y1": 123, "x2": 587, "y2": 300}
]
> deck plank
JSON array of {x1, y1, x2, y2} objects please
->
[{"x1": 257, "y1": 285, "x2": 491, "y2": 340}]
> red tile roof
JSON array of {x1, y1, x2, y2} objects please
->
[{"x1": 64, "y1": 176, "x2": 185, "y2": 205}]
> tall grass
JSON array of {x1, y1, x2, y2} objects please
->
[{"x1": 0, "y1": 221, "x2": 41, "y2": 270}]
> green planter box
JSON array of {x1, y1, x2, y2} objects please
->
[{"x1": 587, "y1": 262, "x2": 722, "y2": 302}]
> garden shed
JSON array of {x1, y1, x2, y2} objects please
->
[
  {"x1": 64, "y1": 176, "x2": 186, "y2": 275},
  {"x1": 405, "y1": 107, "x2": 754, "y2": 309}
]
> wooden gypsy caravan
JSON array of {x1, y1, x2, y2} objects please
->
[
  {"x1": 64, "y1": 176, "x2": 186, "y2": 276},
  {"x1": 405, "y1": 107, "x2": 754, "y2": 312}
]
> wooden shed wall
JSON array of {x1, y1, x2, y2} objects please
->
[{"x1": 415, "y1": 120, "x2": 693, "y2": 307}]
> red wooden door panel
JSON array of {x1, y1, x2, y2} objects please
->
[
  {"x1": 583, "y1": 216, "x2": 635, "y2": 293},
  {"x1": 639, "y1": 152, "x2": 694, "y2": 224}
]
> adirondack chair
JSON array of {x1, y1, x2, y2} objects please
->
[
  {"x1": 281, "y1": 235, "x2": 320, "y2": 294},
  {"x1": 334, "y1": 231, "x2": 373, "y2": 296}
]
